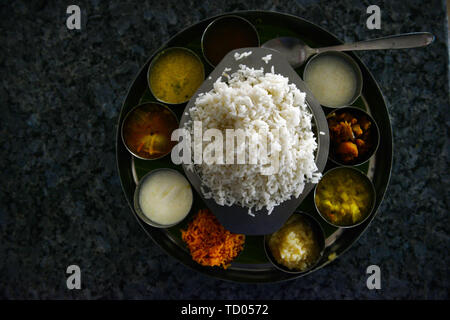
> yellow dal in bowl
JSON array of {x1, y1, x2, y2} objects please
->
[{"x1": 149, "y1": 48, "x2": 204, "y2": 104}]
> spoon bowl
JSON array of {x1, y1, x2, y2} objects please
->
[{"x1": 262, "y1": 37, "x2": 315, "y2": 69}]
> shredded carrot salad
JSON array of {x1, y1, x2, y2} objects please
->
[{"x1": 181, "y1": 209, "x2": 245, "y2": 269}]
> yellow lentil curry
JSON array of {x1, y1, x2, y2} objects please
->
[
  {"x1": 315, "y1": 168, "x2": 373, "y2": 226},
  {"x1": 149, "y1": 48, "x2": 204, "y2": 104}
]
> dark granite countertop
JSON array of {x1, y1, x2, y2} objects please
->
[{"x1": 0, "y1": 0, "x2": 448, "y2": 299}]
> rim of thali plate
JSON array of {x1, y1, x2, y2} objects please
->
[{"x1": 115, "y1": 10, "x2": 394, "y2": 283}]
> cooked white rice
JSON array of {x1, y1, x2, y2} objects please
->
[
  {"x1": 234, "y1": 51, "x2": 252, "y2": 61},
  {"x1": 185, "y1": 64, "x2": 320, "y2": 214},
  {"x1": 262, "y1": 54, "x2": 272, "y2": 64}
]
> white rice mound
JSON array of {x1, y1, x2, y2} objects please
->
[
  {"x1": 234, "y1": 51, "x2": 252, "y2": 61},
  {"x1": 185, "y1": 65, "x2": 320, "y2": 215},
  {"x1": 261, "y1": 54, "x2": 272, "y2": 64}
]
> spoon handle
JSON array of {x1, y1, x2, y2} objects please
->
[{"x1": 316, "y1": 32, "x2": 435, "y2": 53}]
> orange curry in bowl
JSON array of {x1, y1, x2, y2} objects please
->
[{"x1": 327, "y1": 108, "x2": 378, "y2": 165}]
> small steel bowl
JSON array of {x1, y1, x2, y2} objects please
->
[
  {"x1": 121, "y1": 102, "x2": 179, "y2": 160},
  {"x1": 327, "y1": 106, "x2": 380, "y2": 166},
  {"x1": 303, "y1": 51, "x2": 363, "y2": 108},
  {"x1": 264, "y1": 212, "x2": 325, "y2": 274},
  {"x1": 314, "y1": 166, "x2": 376, "y2": 228},
  {"x1": 133, "y1": 168, "x2": 193, "y2": 228},
  {"x1": 201, "y1": 15, "x2": 260, "y2": 67},
  {"x1": 147, "y1": 47, "x2": 205, "y2": 105}
]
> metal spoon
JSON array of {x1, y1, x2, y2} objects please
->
[{"x1": 262, "y1": 32, "x2": 435, "y2": 69}]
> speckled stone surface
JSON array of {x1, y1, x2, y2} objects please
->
[{"x1": 0, "y1": 0, "x2": 448, "y2": 299}]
